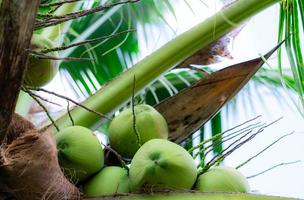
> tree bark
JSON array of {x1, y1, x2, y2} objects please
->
[
  {"x1": 0, "y1": 1, "x2": 81, "y2": 199},
  {"x1": 0, "y1": 0, "x2": 40, "y2": 144}
]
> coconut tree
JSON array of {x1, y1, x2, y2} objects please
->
[{"x1": 0, "y1": 0, "x2": 303, "y2": 199}]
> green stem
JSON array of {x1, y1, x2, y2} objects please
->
[
  {"x1": 51, "y1": 0, "x2": 280, "y2": 133},
  {"x1": 211, "y1": 112, "x2": 223, "y2": 156},
  {"x1": 15, "y1": 91, "x2": 32, "y2": 117}
]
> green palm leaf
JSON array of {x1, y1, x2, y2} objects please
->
[
  {"x1": 278, "y1": 0, "x2": 304, "y2": 116},
  {"x1": 59, "y1": 0, "x2": 180, "y2": 96}
]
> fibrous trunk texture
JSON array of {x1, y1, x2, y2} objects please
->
[{"x1": 0, "y1": 0, "x2": 39, "y2": 143}]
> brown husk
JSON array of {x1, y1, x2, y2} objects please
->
[{"x1": 0, "y1": 114, "x2": 81, "y2": 200}]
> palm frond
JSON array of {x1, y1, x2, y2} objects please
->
[
  {"x1": 59, "y1": 0, "x2": 181, "y2": 96},
  {"x1": 278, "y1": 0, "x2": 304, "y2": 116}
]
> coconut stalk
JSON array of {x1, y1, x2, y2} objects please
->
[
  {"x1": 15, "y1": 91, "x2": 32, "y2": 116},
  {"x1": 50, "y1": 0, "x2": 280, "y2": 133},
  {"x1": 85, "y1": 192, "x2": 294, "y2": 200}
]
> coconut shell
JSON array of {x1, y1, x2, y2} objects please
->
[
  {"x1": 83, "y1": 166, "x2": 130, "y2": 197},
  {"x1": 109, "y1": 104, "x2": 169, "y2": 158},
  {"x1": 56, "y1": 126, "x2": 104, "y2": 182},
  {"x1": 129, "y1": 139, "x2": 197, "y2": 191},
  {"x1": 195, "y1": 166, "x2": 250, "y2": 192},
  {"x1": 24, "y1": 34, "x2": 59, "y2": 87}
]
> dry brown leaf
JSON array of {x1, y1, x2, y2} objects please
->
[
  {"x1": 176, "y1": 0, "x2": 245, "y2": 68},
  {"x1": 177, "y1": 25, "x2": 244, "y2": 68},
  {"x1": 155, "y1": 45, "x2": 281, "y2": 143}
]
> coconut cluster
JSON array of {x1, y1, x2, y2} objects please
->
[{"x1": 55, "y1": 104, "x2": 250, "y2": 197}]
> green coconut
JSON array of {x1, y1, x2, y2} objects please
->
[
  {"x1": 129, "y1": 139, "x2": 197, "y2": 191},
  {"x1": 109, "y1": 104, "x2": 169, "y2": 158},
  {"x1": 83, "y1": 166, "x2": 130, "y2": 197},
  {"x1": 195, "y1": 166, "x2": 250, "y2": 193},
  {"x1": 55, "y1": 126, "x2": 104, "y2": 182},
  {"x1": 24, "y1": 34, "x2": 59, "y2": 87}
]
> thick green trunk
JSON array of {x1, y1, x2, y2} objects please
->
[{"x1": 51, "y1": 0, "x2": 280, "y2": 132}]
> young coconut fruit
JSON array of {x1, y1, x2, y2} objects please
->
[
  {"x1": 83, "y1": 166, "x2": 130, "y2": 197},
  {"x1": 55, "y1": 126, "x2": 104, "y2": 182},
  {"x1": 24, "y1": 34, "x2": 59, "y2": 87},
  {"x1": 129, "y1": 139, "x2": 197, "y2": 191},
  {"x1": 109, "y1": 104, "x2": 169, "y2": 158},
  {"x1": 195, "y1": 166, "x2": 250, "y2": 192}
]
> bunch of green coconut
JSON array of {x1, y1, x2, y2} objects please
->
[
  {"x1": 23, "y1": 33, "x2": 249, "y2": 197},
  {"x1": 55, "y1": 104, "x2": 250, "y2": 197}
]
